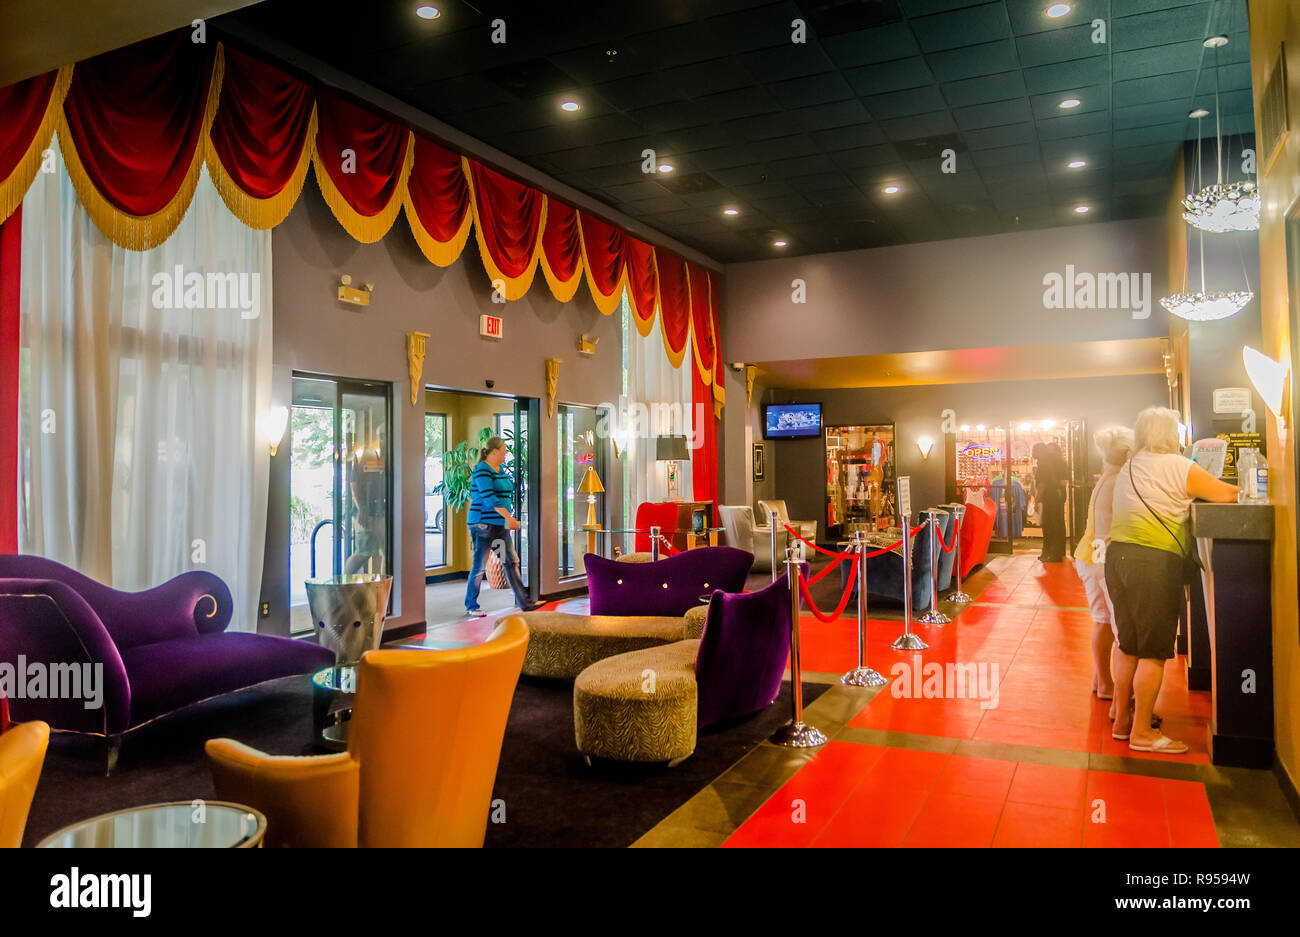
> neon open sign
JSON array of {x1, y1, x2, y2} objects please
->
[{"x1": 962, "y1": 444, "x2": 1003, "y2": 461}]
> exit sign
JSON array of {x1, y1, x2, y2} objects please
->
[{"x1": 480, "y1": 314, "x2": 502, "y2": 340}]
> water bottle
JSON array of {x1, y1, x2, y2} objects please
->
[
  {"x1": 1254, "y1": 457, "x2": 1270, "y2": 504},
  {"x1": 1237, "y1": 448, "x2": 1257, "y2": 504}
]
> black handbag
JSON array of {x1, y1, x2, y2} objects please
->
[{"x1": 1127, "y1": 461, "x2": 1203, "y2": 586}]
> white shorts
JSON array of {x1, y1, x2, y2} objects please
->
[{"x1": 1076, "y1": 558, "x2": 1117, "y2": 637}]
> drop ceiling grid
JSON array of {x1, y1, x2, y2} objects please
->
[{"x1": 219, "y1": 0, "x2": 1256, "y2": 262}]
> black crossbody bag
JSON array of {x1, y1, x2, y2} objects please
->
[{"x1": 1127, "y1": 461, "x2": 1203, "y2": 586}]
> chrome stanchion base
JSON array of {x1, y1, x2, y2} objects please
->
[
  {"x1": 770, "y1": 720, "x2": 828, "y2": 748},
  {"x1": 949, "y1": 590, "x2": 974, "y2": 604},
  {"x1": 890, "y1": 632, "x2": 928, "y2": 650},
  {"x1": 917, "y1": 608, "x2": 952, "y2": 624},
  {"x1": 841, "y1": 666, "x2": 888, "y2": 687}
]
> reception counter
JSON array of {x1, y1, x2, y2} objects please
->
[{"x1": 1191, "y1": 502, "x2": 1275, "y2": 768}]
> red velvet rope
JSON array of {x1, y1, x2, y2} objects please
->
[
  {"x1": 798, "y1": 562, "x2": 857, "y2": 623},
  {"x1": 937, "y1": 517, "x2": 961, "y2": 554},
  {"x1": 654, "y1": 532, "x2": 680, "y2": 556},
  {"x1": 781, "y1": 524, "x2": 856, "y2": 560}
]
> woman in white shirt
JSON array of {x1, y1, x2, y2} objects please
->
[
  {"x1": 1072, "y1": 426, "x2": 1133, "y2": 706},
  {"x1": 1105, "y1": 407, "x2": 1237, "y2": 754}
]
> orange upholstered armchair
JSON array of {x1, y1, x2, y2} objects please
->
[
  {"x1": 1, "y1": 720, "x2": 50, "y2": 848},
  {"x1": 206, "y1": 616, "x2": 528, "y2": 848}
]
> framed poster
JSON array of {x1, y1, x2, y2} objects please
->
[{"x1": 752, "y1": 443, "x2": 765, "y2": 480}]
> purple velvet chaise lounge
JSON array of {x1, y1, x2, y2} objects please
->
[{"x1": 0, "y1": 555, "x2": 333, "y2": 771}]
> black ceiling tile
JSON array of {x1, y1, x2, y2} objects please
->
[
  {"x1": 811, "y1": 122, "x2": 887, "y2": 150},
  {"x1": 664, "y1": 123, "x2": 737, "y2": 153},
  {"x1": 1112, "y1": 141, "x2": 1181, "y2": 166},
  {"x1": 630, "y1": 100, "x2": 710, "y2": 133},
  {"x1": 768, "y1": 72, "x2": 857, "y2": 108},
  {"x1": 941, "y1": 70, "x2": 1027, "y2": 107},
  {"x1": 909, "y1": 3, "x2": 1010, "y2": 54},
  {"x1": 765, "y1": 152, "x2": 841, "y2": 176},
  {"x1": 786, "y1": 170, "x2": 855, "y2": 192},
  {"x1": 902, "y1": 0, "x2": 993, "y2": 15},
  {"x1": 1016, "y1": 24, "x2": 1107, "y2": 69},
  {"x1": 879, "y1": 110, "x2": 957, "y2": 140},
  {"x1": 721, "y1": 111, "x2": 809, "y2": 142},
  {"x1": 971, "y1": 141, "x2": 1041, "y2": 169},
  {"x1": 704, "y1": 6, "x2": 809, "y2": 56},
  {"x1": 845, "y1": 57, "x2": 936, "y2": 96},
  {"x1": 919, "y1": 172, "x2": 990, "y2": 199},
  {"x1": 1112, "y1": 5, "x2": 1213, "y2": 52},
  {"x1": 738, "y1": 42, "x2": 839, "y2": 82},
  {"x1": 830, "y1": 142, "x2": 902, "y2": 169},
  {"x1": 865, "y1": 84, "x2": 948, "y2": 119},
  {"x1": 794, "y1": 98, "x2": 873, "y2": 132},
  {"x1": 690, "y1": 145, "x2": 773, "y2": 172},
  {"x1": 1037, "y1": 130, "x2": 1112, "y2": 158},
  {"x1": 1113, "y1": 100, "x2": 1196, "y2": 131},
  {"x1": 662, "y1": 57, "x2": 757, "y2": 100},
  {"x1": 1112, "y1": 40, "x2": 1203, "y2": 82},
  {"x1": 952, "y1": 97, "x2": 1033, "y2": 131},
  {"x1": 1022, "y1": 56, "x2": 1111, "y2": 94},
  {"x1": 693, "y1": 85, "x2": 783, "y2": 121},
  {"x1": 961, "y1": 121, "x2": 1039, "y2": 150},
  {"x1": 926, "y1": 38, "x2": 1020, "y2": 82},
  {"x1": 819, "y1": 23, "x2": 920, "y2": 69},
  {"x1": 1034, "y1": 109, "x2": 1112, "y2": 140},
  {"x1": 1113, "y1": 121, "x2": 1188, "y2": 148}
]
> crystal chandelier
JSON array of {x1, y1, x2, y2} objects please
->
[
  {"x1": 1159, "y1": 289, "x2": 1253, "y2": 321},
  {"x1": 1182, "y1": 180, "x2": 1260, "y2": 232},
  {"x1": 1183, "y1": 33, "x2": 1260, "y2": 233}
]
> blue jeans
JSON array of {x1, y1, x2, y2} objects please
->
[{"x1": 465, "y1": 523, "x2": 531, "y2": 612}]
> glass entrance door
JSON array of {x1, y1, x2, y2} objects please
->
[{"x1": 289, "y1": 375, "x2": 392, "y2": 635}]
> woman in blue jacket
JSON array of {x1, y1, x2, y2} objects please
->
[{"x1": 465, "y1": 436, "x2": 539, "y2": 617}]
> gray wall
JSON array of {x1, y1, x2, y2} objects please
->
[
  {"x1": 723, "y1": 217, "x2": 1170, "y2": 363},
  {"x1": 764, "y1": 373, "x2": 1169, "y2": 536},
  {"x1": 719, "y1": 370, "x2": 774, "y2": 512},
  {"x1": 260, "y1": 182, "x2": 625, "y2": 635}
]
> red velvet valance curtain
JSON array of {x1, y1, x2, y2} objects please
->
[{"x1": 0, "y1": 28, "x2": 724, "y2": 389}]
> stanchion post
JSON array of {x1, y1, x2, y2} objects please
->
[
  {"x1": 770, "y1": 549, "x2": 828, "y2": 748},
  {"x1": 769, "y1": 510, "x2": 779, "y2": 582},
  {"x1": 950, "y1": 504, "x2": 973, "y2": 604},
  {"x1": 651, "y1": 525, "x2": 661, "y2": 562},
  {"x1": 843, "y1": 531, "x2": 886, "y2": 687},
  {"x1": 891, "y1": 514, "x2": 928, "y2": 650},
  {"x1": 918, "y1": 510, "x2": 952, "y2": 624}
]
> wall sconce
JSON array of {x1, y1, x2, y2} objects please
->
[
  {"x1": 916, "y1": 436, "x2": 934, "y2": 460},
  {"x1": 1244, "y1": 345, "x2": 1291, "y2": 440},
  {"x1": 260, "y1": 405, "x2": 289, "y2": 456},
  {"x1": 338, "y1": 274, "x2": 373, "y2": 306},
  {"x1": 577, "y1": 334, "x2": 598, "y2": 356}
]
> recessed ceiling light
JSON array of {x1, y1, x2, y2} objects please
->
[
  {"x1": 1203, "y1": 35, "x2": 1229, "y2": 49},
  {"x1": 560, "y1": 100, "x2": 581, "y2": 112},
  {"x1": 882, "y1": 184, "x2": 901, "y2": 195},
  {"x1": 1189, "y1": 108, "x2": 1210, "y2": 119},
  {"x1": 1045, "y1": 3, "x2": 1071, "y2": 17},
  {"x1": 1059, "y1": 98, "x2": 1081, "y2": 109},
  {"x1": 1067, "y1": 159, "x2": 1086, "y2": 169},
  {"x1": 960, "y1": 424, "x2": 971, "y2": 432},
  {"x1": 773, "y1": 239, "x2": 788, "y2": 248},
  {"x1": 975, "y1": 424, "x2": 986, "y2": 431},
  {"x1": 723, "y1": 207, "x2": 739, "y2": 216},
  {"x1": 415, "y1": 4, "x2": 440, "y2": 19},
  {"x1": 1074, "y1": 205, "x2": 1090, "y2": 214},
  {"x1": 1019, "y1": 421, "x2": 1033, "y2": 431},
  {"x1": 657, "y1": 164, "x2": 674, "y2": 174}
]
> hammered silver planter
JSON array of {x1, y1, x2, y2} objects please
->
[{"x1": 305, "y1": 574, "x2": 394, "y2": 666}]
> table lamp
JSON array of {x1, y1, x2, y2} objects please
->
[
  {"x1": 656, "y1": 435, "x2": 690, "y2": 501},
  {"x1": 579, "y1": 467, "x2": 605, "y2": 530}
]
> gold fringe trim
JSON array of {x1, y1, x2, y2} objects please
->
[
  {"x1": 312, "y1": 126, "x2": 413, "y2": 245},
  {"x1": 206, "y1": 102, "x2": 316, "y2": 231},
  {"x1": 402, "y1": 179, "x2": 472, "y2": 267},
  {"x1": 576, "y1": 208, "x2": 630, "y2": 317},
  {"x1": 0, "y1": 63, "x2": 72, "y2": 226},
  {"x1": 538, "y1": 235, "x2": 584, "y2": 303},
  {"x1": 466, "y1": 156, "x2": 545, "y2": 300},
  {"x1": 58, "y1": 46, "x2": 223, "y2": 251}
]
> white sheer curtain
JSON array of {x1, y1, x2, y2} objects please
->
[
  {"x1": 622, "y1": 295, "x2": 693, "y2": 513},
  {"x1": 18, "y1": 141, "x2": 272, "y2": 630}
]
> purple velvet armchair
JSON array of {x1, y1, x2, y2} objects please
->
[
  {"x1": 585, "y1": 546, "x2": 754, "y2": 617},
  {"x1": 695, "y1": 571, "x2": 796, "y2": 728},
  {"x1": 0, "y1": 555, "x2": 333, "y2": 772}
]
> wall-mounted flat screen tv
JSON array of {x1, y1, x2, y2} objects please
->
[{"x1": 764, "y1": 402, "x2": 823, "y2": 439}]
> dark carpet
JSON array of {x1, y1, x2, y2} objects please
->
[{"x1": 23, "y1": 671, "x2": 825, "y2": 848}]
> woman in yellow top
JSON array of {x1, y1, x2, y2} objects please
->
[
  {"x1": 1072, "y1": 425, "x2": 1133, "y2": 705},
  {"x1": 1105, "y1": 407, "x2": 1237, "y2": 754}
]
